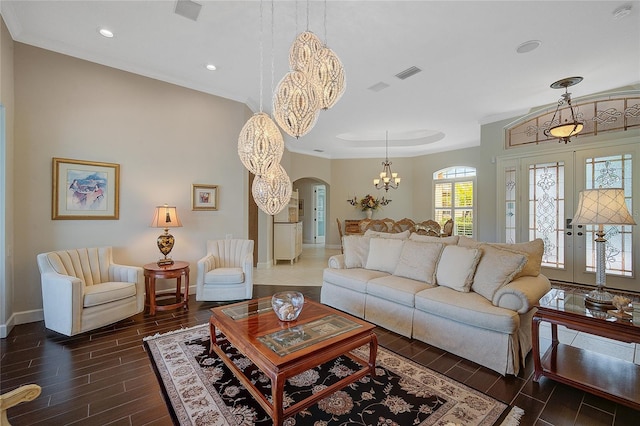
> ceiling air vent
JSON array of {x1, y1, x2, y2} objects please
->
[
  {"x1": 175, "y1": 0, "x2": 202, "y2": 21},
  {"x1": 368, "y1": 82, "x2": 390, "y2": 92},
  {"x1": 395, "y1": 66, "x2": 422, "y2": 80}
]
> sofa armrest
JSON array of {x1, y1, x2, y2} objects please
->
[
  {"x1": 492, "y1": 274, "x2": 551, "y2": 313},
  {"x1": 40, "y1": 272, "x2": 85, "y2": 335},
  {"x1": 328, "y1": 254, "x2": 346, "y2": 269}
]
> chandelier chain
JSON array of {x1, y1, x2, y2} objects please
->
[{"x1": 258, "y1": 0, "x2": 264, "y2": 112}]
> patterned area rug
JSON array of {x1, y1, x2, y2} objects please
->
[{"x1": 144, "y1": 325, "x2": 523, "y2": 425}]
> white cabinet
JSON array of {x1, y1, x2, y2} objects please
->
[{"x1": 274, "y1": 222, "x2": 303, "y2": 264}]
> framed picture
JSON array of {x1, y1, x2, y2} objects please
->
[
  {"x1": 298, "y1": 199, "x2": 304, "y2": 216},
  {"x1": 52, "y1": 158, "x2": 120, "y2": 220},
  {"x1": 192, "y1": 184, "x2": 218, "y2": 211}
]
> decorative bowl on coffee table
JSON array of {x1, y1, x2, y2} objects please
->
[{"x1": 272, "y1": 291, "x2": 304, "y2": 321}]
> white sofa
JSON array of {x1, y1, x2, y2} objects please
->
[
  {"x1": 37, "y1": 247, "x2": 144, "y2": 336},
  {"x1": 321, "y1": 232, "x2": 551, "y2": 375}
]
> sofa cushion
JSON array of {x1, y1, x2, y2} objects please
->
[
  {"x1": 343, "y1": 235, "x2": 371, "y2": 268},
  {"x1": 410, "y1": 234, "x2": 459, "y2": 245},
  {"x1": 323, "y1": 267, "x2": 388, "y2": 293},
  {"x1": 83, "y1": 281, "x2": 137, "y2": 307},
  {"x1": 205, "y1": 267, "x2": 244, "y2": 284},
  {"x1": 490, "y1": 239, "x2": 544, "y2": 278},
  {"x1": 435, "y1": 245, "x2": 481, "y2": 292},
  {"x1": 415, "y1": 286, "x2": 519, "y2": 334},
  {"x1": 394, "y1": 241, "x2": 443, "y2": 284},
  {"x1": 364, "y1": 229, "x2": 411, "y2": 239},
  {"x1": 365, "y1": 238, "x2": 405, "y2": 273},
  {"x1": 367, "y1": 275, "x2": 435, "y2": 307},
  {"x1": 471, "y1": 245, "x2": 527, "y2": 301}
]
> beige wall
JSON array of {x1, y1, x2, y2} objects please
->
[
  {"x1": 1, "y1": 16, "x2": 15, "y2": 335},
  {"x1": 9, "y1": 43, "x2": 253, "y2": 325}
]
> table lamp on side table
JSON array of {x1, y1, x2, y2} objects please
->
[
  {"x1": 150, "y1": 204, "x2": 183, "y2": 266},
  {"x1": 572, "y1": 188, "x2": 636, "y2": 306}
]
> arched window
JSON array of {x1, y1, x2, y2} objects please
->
[{"x1": 433, "y1": 166, "x2": 476, "y2": 237}]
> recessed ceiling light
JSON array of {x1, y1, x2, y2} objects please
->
[
  {"x1": 612, "y1": 4, "x2": 632, "y2": 20},
  {"x1": 99, "y1": 28, "x2": 114, "y2": 38},
  {"x1": 206, "y1": 64, "x2": 217, "y2": 71},
  {"x1": 516, "y1": 40, "x2": 541, "y2": 54}
]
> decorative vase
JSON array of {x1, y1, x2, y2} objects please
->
[
  {"x1": 271, "y1": 291, "x2": 304, "y2": 321},
  {"x1": 365, "y1": 209, "x2": 373, "y2": 219}
]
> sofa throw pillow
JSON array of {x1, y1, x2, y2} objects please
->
[
  {"x1": 365, "y1": 238, "x2": 405, "y2": 274},
  {"x1": 343, "y1": 235, "x2": 371, "y2": 268},
  {"x1": 435, "y1": 245, "x2": 481, "y2": 292},
  {"x1": 410, "y1": 234, "x2": 459, "y2": 245},
  {"x1": 394, "y1": 241, "x2": 443, "y2": 284},
  {"x1": 490, "y1": 239, "x2": 544, "y2": 279},
  {"x1": 456, "y1": 235, "x2": 481, "y2": 248},
  {"x1": 472, "y1": 244, "x2": 527, "y2": 301},
  {"x1": 364, "y1": 229, "x2": 411, "y2": 239}
]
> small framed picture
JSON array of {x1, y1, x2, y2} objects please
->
[
  {"x1": 192, "y1": 184, "x2": 218, "y2": 211},
  {"x1": 52, "y1": 157, "x2": 120, "y2": 220}
]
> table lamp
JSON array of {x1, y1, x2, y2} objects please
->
[
  {"x1": 150, "y1": 204, "x2": 183, "y2": 266},
  {"x1": 572, "y1": 188, "x2": 636, "y2": 305}
]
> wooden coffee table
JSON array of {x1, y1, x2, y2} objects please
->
[
  {"x1": 208, "y1": 297, "x2": 378, "y2": 426},
  {"x1": 532, "y1": 288, "x2": 640, "y2": 410}
]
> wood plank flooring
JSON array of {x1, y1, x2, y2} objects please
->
[{"x1": 2, "y1": 285, "x2": 639, "y2": 425}]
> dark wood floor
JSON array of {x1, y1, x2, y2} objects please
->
[{"x1": 1, "y1": 285, "x2": 638, "y2": 426}]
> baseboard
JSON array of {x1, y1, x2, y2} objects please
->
[
  {"x1": 0, "y1": 309, "x2": 44, "y2": 338},
  {"x1": 256, "y1": 260, "x2": 274, "y2": 269}
]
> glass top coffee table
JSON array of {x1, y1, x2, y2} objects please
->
[
  {"x1": 532, "y1": 288, "x2": 640, "y2": 410},
  {"x1": 208, "y1": 297, "x2": 378, "y2": 426}
]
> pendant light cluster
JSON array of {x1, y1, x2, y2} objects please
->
[
  {"x1": 238, "y1": 0, "x2": 291, "y2": 215},
  {"x1": 273, "y1": 1, "x2": 346, "y2": 139}
]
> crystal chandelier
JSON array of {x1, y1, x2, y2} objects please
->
[
  {"x1": 273, "y1": 70, "x2": 320, "y2": 139},
  {"x1": 252, "y1": 164, "x2": 292, "y2": 215},
  {"x1": 313, "y1": 46, "x2": 345, "y2": 110},
  {"x1": 237, "y1": 0, "x2": 284, "y2": 176},
  {"x1": 373, "y1": 131, "x2": 401, "y2": 192},
  {"x1": 238, "y1": 112, "x2": 283, "y2": 176},
  {"x1": 544, "y1": 76, "x2": 584, "y2": 144}
]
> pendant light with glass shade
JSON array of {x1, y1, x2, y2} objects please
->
[
  {"x1": 237, "y1": 0, "x2": 284, "y2": 176},
  {"x1": 543, "y1": 76, "x2": 584, "y2": 144}
]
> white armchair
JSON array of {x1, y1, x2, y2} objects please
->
[
  {"x1": 196, "y1": 239, "x2": 254, "y2": 301},
  {"x1": 36, "y1": 247, "x2": 144, "y2": 336}
]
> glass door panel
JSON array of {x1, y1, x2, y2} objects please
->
[{"x1": 521, "y1": 152, "x2": 574, "y2": 282}]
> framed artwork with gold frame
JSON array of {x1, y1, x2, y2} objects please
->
[
  {"x1": 52, "y1": 157, "x2": 120, "y2": 220},
  {"x1": 192, "y1": 184, "x2": 218, "y2": 211}
]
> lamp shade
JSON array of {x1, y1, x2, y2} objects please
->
[
  {"x1": 572, "y1": 188, "x2": 636, "y2": 226},
  {"x1": 150, "y1": 205, "x2": 183, "y2": 229}
]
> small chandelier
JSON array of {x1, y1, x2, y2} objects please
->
[
  {"x1": 373, "y1": 131, "x2": 401, "y2": 192},
  {"x1": 544, "y1": 76, "x2": 584, "y2": 143}
]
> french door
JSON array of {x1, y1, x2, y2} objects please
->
[
  {"x1": 313, "y1": 185, "x2": 326, "y2": 244},
  {"x1": 498, "y1": 141, "x2": 638, "y2": 292}
]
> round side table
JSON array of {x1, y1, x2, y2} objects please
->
[{"x1": 143, "y1": 261, "x2": 190, "y2": 315}]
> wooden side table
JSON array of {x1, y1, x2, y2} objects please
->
[
  {"x1": 143, "y1": 261, "x2": 190, "y2": 315},
  {"x1": 532, "y1": 288, "x2": 640, "y2": 410}
]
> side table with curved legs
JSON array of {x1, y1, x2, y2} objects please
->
[{"x1": 143, "y1": 261, "x2": 190, "y2": 315}]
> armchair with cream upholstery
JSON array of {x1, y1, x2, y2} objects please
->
[
  {"x1": 36, "y1": 247, "x2": 144, "y2": 336},
  {"x1": 196, "y1": 239, "x2": 254, "y2": 301}
]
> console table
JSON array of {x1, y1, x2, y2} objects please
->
[{"x1": 532, "y1": 288, "x2": 640, "y2": 410}]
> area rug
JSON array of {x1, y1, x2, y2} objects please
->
[{"x1": 144, "y1": 324, "x2": 523, "y2": 425}]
